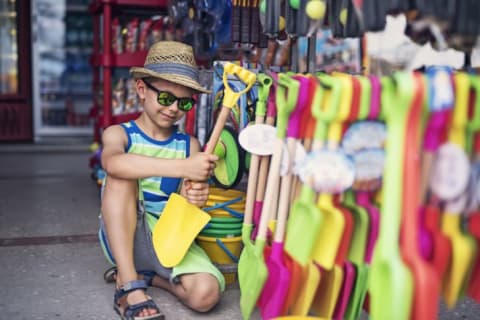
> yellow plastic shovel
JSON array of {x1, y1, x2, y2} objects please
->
[
  {"x1": 152, "y1": 63, "x2": 256, "y2": 267},
  {"x1": 441, "y1": 72, "x2": 477, "y2": 308},
  {"x1": 311, "y1": 72, "x2": 352, "y2": 319},
  {"x1": 152, "y1": 193, "x2": 211, "y2": 267}
]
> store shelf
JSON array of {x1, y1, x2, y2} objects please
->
[
  {"x1": 67, "y1": 4, "x2": 90, "y2": 13},
  {"x1": 0, "y1": 11, "x2": 16, "y2": 18},
  {"x1": 1, "y1": 53, "x2": 17, "y2": 59},
  {"x1": 90, "y1": 51, "x2": 148, "y2": 67},
  {"x1": 65, "y1": 47, "x2": 93, "y2": 54},
  {"x1": 89, "y1": 0, "x2": 167, "y2": 141},
  {"x1": 88, "y1": 0, "x2": 168, "y2": 14}
]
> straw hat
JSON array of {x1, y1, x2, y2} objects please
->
[{"x1": 130, "y1": 41, "x2": 211, "y2": 94}]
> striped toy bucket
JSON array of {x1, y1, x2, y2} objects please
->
[
  {"x1": 204, "y1": 187, "x2": 246, "y2": 219},
  {"x1": 197, "y1": 235, "x2": 243, "y2": 285}
]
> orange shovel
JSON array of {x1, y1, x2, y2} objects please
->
[{"x1": 400, "y1": 72, "x2": 440, "y2": 320}]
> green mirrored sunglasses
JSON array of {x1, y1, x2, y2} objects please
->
[{"x1": 143, "y1": 80, "x2": 195, "y2": 112}]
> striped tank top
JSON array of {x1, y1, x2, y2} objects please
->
[{"x1": 121, "y1": 120, "x2": 190, "y2": 220}]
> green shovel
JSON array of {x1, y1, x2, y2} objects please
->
[{"x1": 369, "y1": 73, "x2": 414, "y2": 320}]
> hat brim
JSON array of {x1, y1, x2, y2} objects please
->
[{"x1": 130, "y1": 67, "x2": 211, "y2": 94}]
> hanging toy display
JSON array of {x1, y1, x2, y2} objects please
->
[{"x1": 169, "y1": 0, "x2": 232, "y2": 61}]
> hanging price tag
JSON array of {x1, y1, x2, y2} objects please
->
[
  {"x1": 239, "y1": 124, "x2": 276, "y2": 155},
  {"x1": 296, "y1": 149, "x2": 355, "y2": 194},
  {"x1": 351, "y1": 149, "x2": 385, "y2": 191},
  {"x1": 280, "y1": 141, "x2": 307, "y2": 177},
  {"x1": 430, "y1": 143, "x2": 470, "y2": 201},
  {"x1": 342, "y1": 120, "x2": 387, "y2": 155}
]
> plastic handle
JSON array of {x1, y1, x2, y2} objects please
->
[
  {"x1": 276, "y1": 73, "x2": 300, "y2": 139},
  {"x1": 222, "y1": 63, "x2": 257, "y2": 109},
  {"x1": 267, "y1": 72, "x2": 278, "y2": 117},
  {"x1": 423, "y1": 110, "x2": 448, "y2": 152},
  {"x1": 287, "y1": 75, "x2": 310, "y2": 137},
  {"x1": 357, "y1": 75, "x2": 372, "y2": 120},
  {"x1": 448, "y1": 73, "x2": 469, "y2": 147},
  {"x1": 311, "y1": 73, "x2": 341, "y2": 142},
  {"x1": 368, "y1": 75, "x2": 381, "y2": 120},
  {"x1": 256, "y1": 74, "x2": 273, "y2": 117},
  {"x1": 467, "y1": 74, "x2": 480, "y2": 131}
]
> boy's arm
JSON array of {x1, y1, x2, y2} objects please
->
[{"x1": 101, "y1": 126, "x2": 216, "y2": 180}]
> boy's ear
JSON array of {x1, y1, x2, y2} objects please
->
[{"x1": 136, "y1": 79, "x2": 147, "y2": 99}]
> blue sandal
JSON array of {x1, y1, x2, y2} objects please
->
[
  {"x1": 104, "y1": 267, "x2": 156, "y2": 287},
  {"x1": 114, "y1": 280, "x2": 164, "y2": 320}
]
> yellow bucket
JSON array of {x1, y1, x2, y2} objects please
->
[
  {"x1": 208, "y1": 187, "x2": 246, "y2": 200},
  {"x1": 197, "y1": 235, "x2": 243, "y2": 285},
  {"x1": 204, "y1": 188, "x2": 246, "y2": 220}
]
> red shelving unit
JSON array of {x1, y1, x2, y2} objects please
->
[{"x1": 88, "y1": 0, "x2": 168, "y2": 142}]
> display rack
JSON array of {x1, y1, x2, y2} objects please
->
[{"x1": 88, "y1": 0, "x2": 168, "y2": 142}]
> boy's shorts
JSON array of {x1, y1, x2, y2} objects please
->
[{"x1": 98, "y1": 197, "x2": 225, "y2": 291}]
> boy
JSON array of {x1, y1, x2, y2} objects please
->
[{"x1": 99, "y1": 41, "x2": 225, "y2": 320}]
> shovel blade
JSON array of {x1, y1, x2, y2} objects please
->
[
  {"x1": 285, "y1": 200, "x2": 322, "y2": 265},
  {"x1": 311, "y1": 265, "x2": 344, "y2": 318},
  {"x1": 239, "y1": 239, "x2": 268, "y2": 320},
  {"x1": 282, "y1": 253, "x2": 303, "y2": 315},
  {"x1": 260, "y1": 242, "x2": 291, "y2": 319},
  {"x1": 152, "y1": 193, "x2": 211, "y2": 267},
  {"x1": 369, "y1": 252, "x2": 413, "y2": 320},
  {"x1": 291, "y1": 262, "x2": 321, "y2": 316}
]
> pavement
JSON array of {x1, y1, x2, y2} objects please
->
[{"x1": 0, "y1": 144, "x2": 479, "y2": 319}]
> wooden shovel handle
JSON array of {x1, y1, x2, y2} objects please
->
[
  {"x1": 204, "y1": 106, "x2": 231, "y2": 154},
  {"x1": 256, "y1": 139, "x2": 283, "y2": 241},
  {"x1": 255, "y1": 115, "x2": 276, "y2": 202},
  {"x1": 420, "y1": 152, "x2": 434, "y2": 205},
  {"x1": 244, "y1": 115, "x2": 265, "y2": 224},
  {"x1": 274, "y1": 138, "x2": 297, "y2": 242}
]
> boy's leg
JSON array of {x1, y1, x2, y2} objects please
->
[
  {"x1": 101, "y1": 176, "x2": 159, "y2": 317},
  {"x1": 149, "y1": 273, "x2": 221, "y2": 312}
]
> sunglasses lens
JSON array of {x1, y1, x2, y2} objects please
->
[
  {"x1": 179, "y1": 99, "x2": 194, "y2": 111},
  {"x1": 158, "y1": 91, "x2": 176, "y2": 106}
]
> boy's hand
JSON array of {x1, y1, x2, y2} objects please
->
[
  {"x1": 184, "y1": 152, "x2": 218, "y2": 181},
  {"x1": 181, "y1": 180, "x2": 210, "y2": 206}
]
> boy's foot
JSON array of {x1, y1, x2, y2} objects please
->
[{"x1": 114, "y1": 280, "x2": 165, "y2": 320}]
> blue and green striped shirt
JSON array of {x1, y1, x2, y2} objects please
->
[{"x1": 121, "y1": 120, "x2": 190, "y2": 220}]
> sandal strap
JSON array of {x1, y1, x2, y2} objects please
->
[
  {"x1": 115, "y1": 280, "x2": 148, "y2": 301},
  {"x1": 138, "y1": 270, "x2": 156, "y2": 287},
  {"x1": 124, "y1": 299, "x2": 163, "y2": 319}
]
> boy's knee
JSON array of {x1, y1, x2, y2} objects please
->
[
  {"x1": 101, "y1": 177, "x2": 137, "y2": 214},
  {"x1": 187, "y1": 278, "x2": 221, "y2": 312},
  {"x1": 104, "y1": 176, "x2": 137, "y2": 192},
  {"x1": 102, "y1": 177, "x2": 137, "y2": 202}
]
